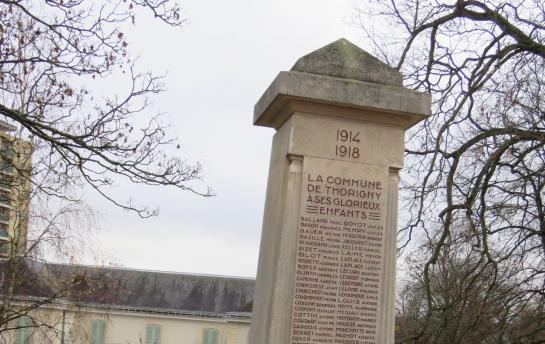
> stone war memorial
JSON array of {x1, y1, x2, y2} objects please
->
[{"x1": 248, "y1": 39, "x2": 431, "y2": 344}]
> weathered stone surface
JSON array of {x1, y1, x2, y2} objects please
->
[
  {"x1": 254, "y1": 39, "x2": 430, "y2": 130},
  {"x1": 253, "y1": 71, "x2": 431, "y2": 129},
  {"x1": 249, "y1": 39, "x2": 431, "y2": 344},
  {"x1": 291, "y1": 38, "x2": 402, "y2": 86}
]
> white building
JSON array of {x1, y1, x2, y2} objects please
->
[{"x1": 1, "y1": 260, "x2": 254, "y2": 344}]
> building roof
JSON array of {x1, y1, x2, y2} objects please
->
[{"x1": 3, "y1": 258, "x2": 255, "y2": 319}]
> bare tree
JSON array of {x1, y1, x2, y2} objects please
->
[
  {"x1": 0, "y1": 0, "x2": 210, "y2": 217},
  {"x1": 395, "y1": 226, "x2": 545, "y2": 343},
  {"x1": 0, "y1": 0, "x2": 211, "y2": 338},
  {"x1": 355, "y1": 0, "x2": 545, "y2": 341}
]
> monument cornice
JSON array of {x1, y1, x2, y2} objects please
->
[{"x1": 254, "y1": 71, "x2": 431, "y2": 130}]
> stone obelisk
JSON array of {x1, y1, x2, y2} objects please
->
[{"x1": 249, "y1": 39, "x2": 431, "y2": 344}]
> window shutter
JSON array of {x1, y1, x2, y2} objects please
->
[
  {"x1": 145, "y1": 325, "x2": 160, "y2": 344},
  {"x1": 202, "y1": 329, "x2": 219, "y2": 344},
  {"x1": 145, "y1": 326, "x2": 152, "y2": 344},
  {"x1": 153, "y1": 326, "x2": 161, "y2": 344},
  {"x1": 14, "y1": 316, "x2": 32, "y2": 344},
  {"x1": 91, "y1": 320, "x2": 106, "y2": 344}
]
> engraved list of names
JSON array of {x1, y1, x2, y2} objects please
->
[{"x1": 290, "y1": 158, "x2": 387, "y2": 344}]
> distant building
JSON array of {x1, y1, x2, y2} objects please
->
[
  {"x1": 0, "y1": 122, "x2": 253, "y2": 344},
  {"x1": 1, "y1": 259, "x2": 254, "y2": 344},
  {"x1": 0, "y1": 121, "x2": 32, "y2": 258}
]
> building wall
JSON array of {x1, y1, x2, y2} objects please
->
[
  {"x1": 3, "y1": 306, "x2": 250, "y2": 344},
  {"x1": 96, "y1": 311, "x2": 250, "y2": 344},
  {"x1": 0, "y1": 131, "x2": 32, "y2": 257}
]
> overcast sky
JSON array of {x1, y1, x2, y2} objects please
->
[{"x1": 85, "y1": 0, "x2": 366, "y2": 278}]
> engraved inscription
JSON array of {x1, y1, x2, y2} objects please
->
[
  {"x1": 290, "y1": 160, "x2": 386, "y2": 344},
  {"x1": 335, "y1": 129, "x2": 360, "y2": 159}
]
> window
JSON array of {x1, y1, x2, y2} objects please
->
[
  {"x1": 0, "y1": 242, "x2": 8, "y2": 257},
  {"x1": 0, "y1": 207, "x2": 9, "y2": 223},
  {"x1": 90, "y1": 320, "x2": 106, "y2": 344},
  {"x1": 202, "y1": 328, "x2": 219, "y2": 344},
  {"x1": 145, "y1": 325, "x2": 160, "y2": 344},
  {"x1": 0, "y1": 174, "x2": 12, "y2": 190},
  {"x1": 0, "y1": 225, "x2": 7, "y2": 239},
  {"x1": 0, "y1": 159, "x2": 12, "y2": 174},
  {"x1": 14, "y1": 316, "x2": 32, "y2": 344},
  {"x1": 0, "y1": 137, "x2": 13, "y2": 158},
  {"x1": 0, "y1": 191, "x2": 10, "y2": 206}
]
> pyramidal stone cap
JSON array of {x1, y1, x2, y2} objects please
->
[
  {"x1": 254, "y1": 38, "x2": 431, "y2": 130},
  {"x1": 291, "y1": 38, "x2": 403, "y2": 86}
]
